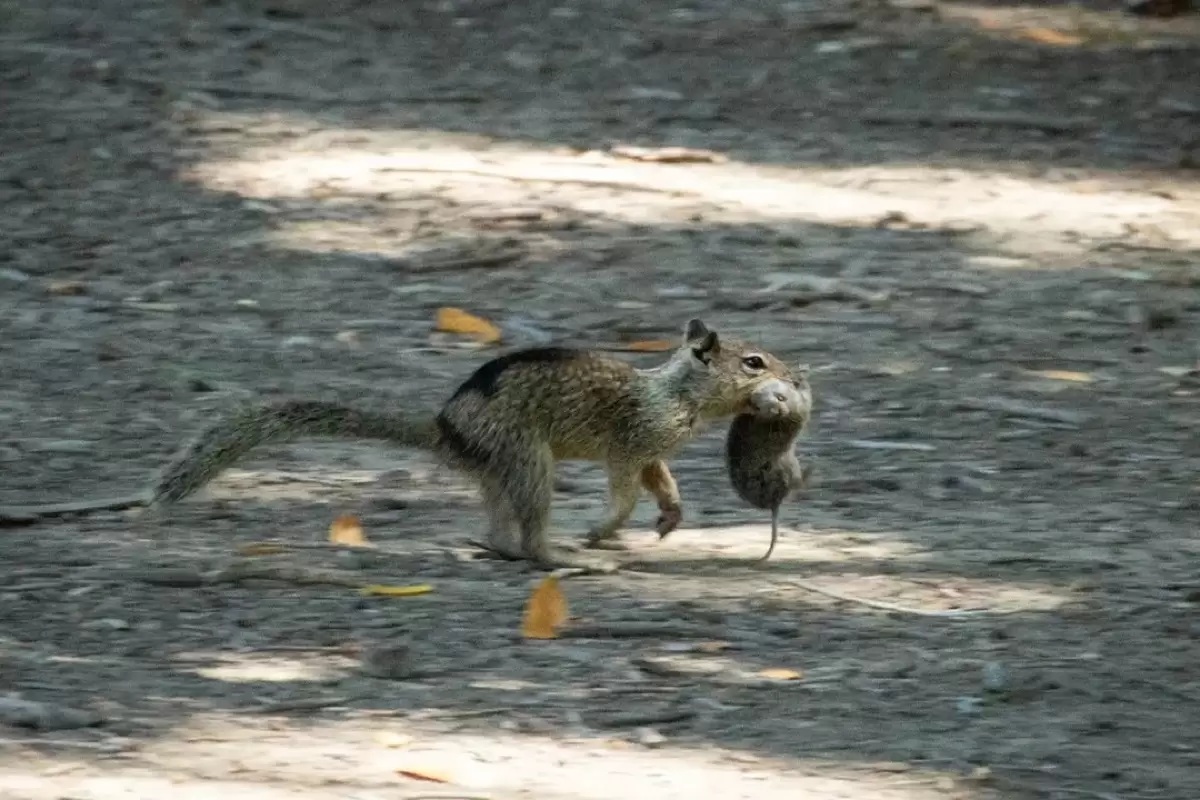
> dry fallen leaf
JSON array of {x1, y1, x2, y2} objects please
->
[
  {"x1": 1028, "y1": 369, "x2": 1093, "y2": 384},
  {"x1": 47, "y1": 279, "x2": 86, "y2": 296},
  {"x1": 434, "y1": 307, "x2": 502, "y2": 345},
  {"x1": 1019, "y1": 27, "x2": 1083, "y2": 46},
  {"x1": 360, "y1": 584, "x2": 434, "y2": 598},
  {"x1": 609, "y1": 145, "x2": 728, "y2": 164},
  {"x1": 329, "y1": 514, "x2": 369, "y2": 546},
  {"x1": 661, "y1": 641, "x2": 731, "y2": 654},
  {"x1": 758, "y1": 668, "x2": 804, "y2": 681},
  {"x1": 521, "y1": 575, "x2": 569, "y2": 639},
  {"x1": 236, "y1": 542, "x2": 288, "y2": 556},
  {"x1": 396, "y1": 765, "x2": 453, "y2": 784}
]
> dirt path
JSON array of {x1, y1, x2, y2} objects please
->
[{"x1": 2, "y1": 1, "x2": 1199, "y2": 799}]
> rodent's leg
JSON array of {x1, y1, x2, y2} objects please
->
[
  {"x1": 479, "y1": 480, "x2": 522, "y2": 560},
  {"x1": 506, "y1": 447, "x2": 617, "y2": 573},
  {"x1": 639, "y1": 460, "x2": 682, "y2": 539},
  {"x1": 583, "y1": 465, "x2": 642, "y2": 551}
]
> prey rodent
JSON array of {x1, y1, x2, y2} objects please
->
[{"x1": 724, "y1": 366, "x2": 813, "y2": 562}]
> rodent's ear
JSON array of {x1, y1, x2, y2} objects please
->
[
  {"x1": 795, "y1": 363, "x2": 811, "y2": 378},
  {"x1": 690, "y1": 333, "x2": 718, "y2": 365}
]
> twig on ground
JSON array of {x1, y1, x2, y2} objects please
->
[
  {"x1": 758, "y1": 272, "x2": 888, "y2": 304},
  {"x1": 846, "y1": 439, "x2": 937, "y2": 452},
  {"x1": 125, "y1": 73, "x2": 484, "y2": 105},
  {"x1": 588, "y1": 706, "x2": 696, "y2": 729},
  {"x1": 130, "y1": 562, "x2": 365, "y2": 588},
  {"x1": 955, "y1": 397, "x2": 1089, "y2": 426},
  {"x1": 402, "y1": 248, "x2": 525, "y2": 273},
  {"x1": 374, "y1": 166, "x2": 691, "y2": 196},
  {"x1": 559, "y1": 622, "x2": 780, "y2": 642},
  {"x1": 861, "y1": 109, "x2": 1093, "y2": 133},
  {"x1": 242, "y1": 18, "x2": 346, "y2": 44},
  {"x1": 782, "y1": 579, "x2": 995, "y2": 617},
  {"x1": 0, "y1": 737, "x2": 127, "y2": 751},
  {"x1": 0, "y1": 493, "x2": 150, "y2": 525},
  {"x1": 251, "y1": 695, "x2": 358, "y2": 714}
]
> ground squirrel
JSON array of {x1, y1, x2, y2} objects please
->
[
  {"x1": 128, "y1": 319, "x2": 804, "y2": 573},
  {"x1": 724, "y1": 366, "x2": 813, "y2": 562}
]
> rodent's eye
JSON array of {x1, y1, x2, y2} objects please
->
[{"x1": 742, "y1": 355, "x2": 766, "y2": 371}]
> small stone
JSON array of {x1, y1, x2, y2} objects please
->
[
  {"x1": 85, "y1": 617, "x2": 131, "y2": 631},
  {"x1": 635, "y1": 727, "x2": 667, "y2": 748},
  {"x1": 30, "y1": 439, "x2": 94, "y2": 454},
  {"x1": 956, "y1": 696, "x2": 982, "y2": 716},
  {"x1": 981, "y1": 661, "x2": 1008, "y2": 692},
  {"x1": 361, "y1": 642, "x2": 420, "y2": 680}
]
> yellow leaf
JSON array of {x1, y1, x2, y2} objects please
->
[
  {"x1": 329, "y1": 514, "x2": 368, "y2": 546},
  {"x1": 608, "y1": 339, "x2": 676, "y2": 353},
  {"x1": 434, "y1": 307, "x2": 502, "y2": 344},
  {"x1": 1029, "y1": 369, "x2": 1093, "y2": 383},
  {"x1": 759, "y1": 668, "x2": 804, "y2": 681},
  {"x1": 1019, "y1": 27, "x2": 1083, "y2": 47},
  {"x1": 360, "y1": 584, "x2": 434, "y2": 598},
  {"x1": 521, "y1": 575, "x2": 569, "y2": 639},
  {"x1": 396, "y1": 765, "x2": 453, "y2": 784},
  {"x1": 236, "y1": 542, "x2": 288, "y2": 556},
  {"x1": 47, "y1": 279, "x2": 87, "y2": 296}
]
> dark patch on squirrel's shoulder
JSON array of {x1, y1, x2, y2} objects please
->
[
  {"x1": 435, "y1": 412, "x2": 492, "y2": 468},
  {"x1": 450, "y1": 347, "x2": 587, "y2": 400}
]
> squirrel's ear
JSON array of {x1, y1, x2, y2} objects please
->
[
  {"x1": 684, "y1": 318, "x2": 710, "y2": 345},
  {"x1": 795, "y1": 363, "x2": 811, "y2": 378},
  {"x1": 684, "y1": 319, "x2": 719, "y2": 365}
]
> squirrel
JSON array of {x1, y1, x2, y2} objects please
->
[
  {"x1": 101, "y1": 318, "x2": 805, "y2": 573},
  {"x1": 723, "y1": 365, "x2": 814, "y2": 563}
]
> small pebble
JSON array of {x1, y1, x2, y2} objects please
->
[
  {"x1": 636, "y1": 727, "x2": 667, "y2": 748},
  {"x1": 956, "y1": 696, "x2": 982, "y2": 716},
  {"x1": 982, "y1": 661, "x2": 1008, "y2": 692}
]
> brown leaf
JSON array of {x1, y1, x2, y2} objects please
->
[
  {"x1": 396, "y1": 765, "x2": 453, "y2": 783},
  {"x1": 610, "y1": 145, "x2": 728, "y2": 164},
  {"x1": 329, "y1": 514, "x2": 369, "y2": 546},
  {"x1": 1019, "y1": 27, "x2": 1083, "y2": 46},
  {"x1": 360, "y1": 584, "x2": 434, "y2": 598},
  {"x1": 47, "y1": 280, "x2": 86, "y2": 296},
  {"x1": 434, "y1": 307, "x2": 502, "y2": 344},
  {"x1": 236, "y1": 542, "x2": 288, "y2": 556},
  {"x1": 758, "y1": 668, "x2": 804, "y2": 681},
  {"x1": 521, "y1": 575, "x2": 569, "y2": 639},
  {"x1": 1028, "y1": 369, "x2": 1093, "y2": 384}
]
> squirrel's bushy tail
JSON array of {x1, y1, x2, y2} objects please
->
[{"x1": 149, "y1": 400, "x2": 438, "y2": 506}]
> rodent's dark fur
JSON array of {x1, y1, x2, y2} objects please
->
[{"x1": 724, "y1": 368, "x2": 813, "y2": 562}]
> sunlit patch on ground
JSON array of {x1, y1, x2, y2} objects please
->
[
  {"x1": 0, "y1": 717, "x2": 981, "y2": 800},
  {"x1": 185, "y1": 134, "x2": 1200, "y2": 254}
]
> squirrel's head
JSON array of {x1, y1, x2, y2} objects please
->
[{"x1": 674, "y1": 319, "x2": 811, "y2": 422}]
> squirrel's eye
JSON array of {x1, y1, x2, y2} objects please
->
[{"x1": 742, "y1": 355, "x2": 765, "y2": 370}]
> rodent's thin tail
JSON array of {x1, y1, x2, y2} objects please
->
[{"x1": 148, "y1": 399, "x2": 438, "y2": 507}]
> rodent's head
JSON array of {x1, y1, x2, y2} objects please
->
[{"x1": 674, "y1": 319, "x2": 812, "y2": 422}]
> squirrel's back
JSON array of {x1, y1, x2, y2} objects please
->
[{"x1": 434, "y1": 347, "x2": 696, "y2": 470}]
